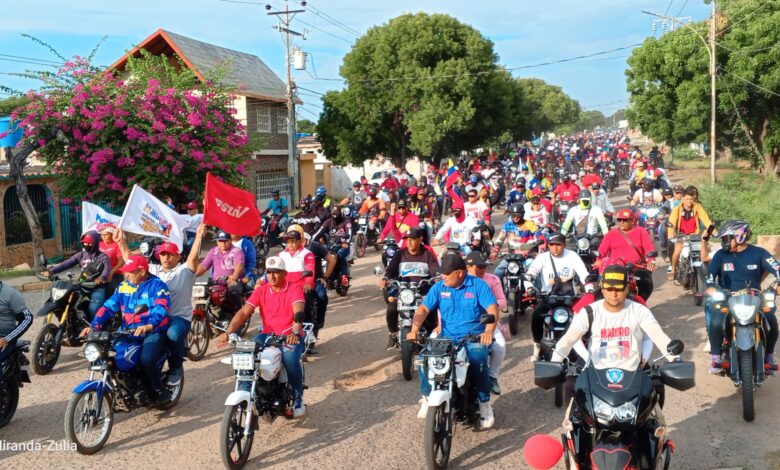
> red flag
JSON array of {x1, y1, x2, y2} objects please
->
[{"x1": 203, "y1": 172, "x2": 262, "y2": 236}]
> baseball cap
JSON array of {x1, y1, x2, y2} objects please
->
[
  {"x1": 216, "y1": 230, "x2": 230, "y2": 241},
  {"x1": 548, "y1": 233, "x2": 566, "y2": 245},
  {"x1": 403, "y1": 227, "x2": 424, "y2": 239},
  {"x1": 591, "y1": 183, "x2": 601, "y2": 190},
  {"x1": 282, "y1": 230, "x2": 302, "y2": 240},
  {"x1": 465, "y1": 251, "x2": 488, "y2": 267},
  {"x1": 119, "y1": 255, "x2": 149, "y2": 274},
  {"x1": 186, "y1": 202, "x2": 198, "y2": 210},
  {"x1": 156, "y1": 241, "x2": 180, "y2": 255},
  {"x1": 673, "y1": 185, "x2": 684, "y2": 193},
  {"x1": 616, "y1": 208, "x2": 634, "y2": 220},
  {"x1": 440, "y1": 252, "x2": 467, "y2": 275},
  {"x1": 397, "y1": 199, "x2": 408, "y2": 208},
  {"x1": 601, "y1": 264, "x2": 628, "y2": 290},
  {"x1": 265, "y1": 256, "x2": 286, "y2": 272}
]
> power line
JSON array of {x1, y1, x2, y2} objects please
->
[
  {"x1": 675, "y1": 0, "x2": 690, "y2": 17},
  {"x1": 720, "y1": 0, "x2": 777, "y2": 35},
  {"x1": 295, "y1": 0, "x2": 360, "y2": 37},
  {"x1": 0, "y1": 53, "x2": 61, "y2": 66},
  {"x1": 664, "y1": 0, "x2": 676, "y2": 16},
  {"x1": 298, "y1": 106, "x2": 320, "y2": 118},
  {"x1": 0, "y1": 57, "x2": 59, "y2": 68},
  {"x1": 297, "y1": 85, "x2": 324, "y2": 96},
  {"x1": 719, "y1": 66, "x2": 780, "y2": 98},
  {"x1": 294, "y1": 17, "x2": 353, "y2": 44}
]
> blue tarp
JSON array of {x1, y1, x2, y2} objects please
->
[{"x1": 0, "y1": 116, "x2": 23, "y2": 147}]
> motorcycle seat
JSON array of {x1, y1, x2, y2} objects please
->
[{"x1": 17, "y1": 340, "x2": 31, "y2": 350}]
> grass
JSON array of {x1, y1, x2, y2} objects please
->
[
  {"x1": 696, "y1": 171, "x2": 780, "y2": 236},
  {"x1": 670, "y1": 159, "x2": 736, "y2": 170},
  {"x1": 0, "y1": 269, "x2": 34, "y2": 279}
]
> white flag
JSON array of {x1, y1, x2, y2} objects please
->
[
  {"x1": 81, "y1": 201, "x2": 121, "y2": 234},
  {"x1": 118, "y1": 185, "x2": 188, "y2": 249}
]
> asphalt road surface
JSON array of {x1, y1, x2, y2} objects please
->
[{"x1": 2, "y1": 177, "x2": 779, "y2": 469}]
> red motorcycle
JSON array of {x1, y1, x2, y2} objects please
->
[{"x1": 185, "y1": 278, "x2": 251, "y2": 361}]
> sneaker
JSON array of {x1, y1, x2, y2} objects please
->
[
  {"x1": 293, "y1": 398, "x2": 306, "y2": 418},
  {"x1": 417, "y1": 396, "x2": 428, "y2": 419},
  {"x1": 528, "y1": 343, "x2": 541, "y2": 362},
  {"x1": 490, "y1": 377, "x2": 501, "y2": 396},
  {"x1": 166, "y1": 366, "x2": 183, "y2": 386},
  {"x1": 765, "y1": 354, "x2": 778, "y2": 375},
  {"x1": 156, "y1": 388, "x2": 173, "y2": 405},
  {"x1": 702, "y1": 342, "x2": 711, "y2": 353},
  {"x1": 479, "y1": 402, "x2": 495, "y2": 429},
  {"x1": 341, "y1": 274, "x2": 350, "y2": 286},
  {"x1": 709, "y1": 355, "x2": 722, "y2": 374},
  {"x1": 307, "y1": 344, "x2": 319, "y2": 355},
  {"x1": 386, "y1": 333, "x2": 399, "y2": 350}
]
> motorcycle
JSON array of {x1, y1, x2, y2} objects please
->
[
  {"x1": 380, "y1": 238, "x2": 399, "y2": 269},
  {"x1": 671, "y1": 234, "x2": 706, "y2": 305},
  {"x1": 419, "y1": 314, "x2": 495, "y2": 470},
  {"x1": 64, "y1": 311, "x2": 184, "y2": 454},
  {"x1": 556, "y1": 201, "x2": 571, "y2": 225},
  {"x1": 353, "y1": 214, "x2": 382, "y2": 258},
  {"x1": 254, "y1": 215, "x2": 284, "y2": 258},
  {"x1": 385, "y1": 275, "x2": 438, "y2": 380},
  {"x1": 499, "y1": 250, "x2": 538, "y2": 336},
  {"x1": 638, "y1": 204, "x2": 662, "y2": 240},
  {"x1": 219, "y1": 318, "x2": 315, "y2": 469},
  {"x1": 709, "y1": 285, "x2": 775, "y2": 421},
  {"x1": 185, "y1": 277, "x2": 251, "y2": 362},
  {"x1": 32, "y1": 262, "x2": 117, "y2": 375},
  {"x1": 323, "y1": 242, "x2": 350, "y2": 297},
  {"x1": 0, "y1": 340, "x2": 31, "y2": 428},
  {"x1": 537, "y1": 293, "x2": 578, "y2": 407},
  {"x1": 534, "y1": 340, "x2": 693, "y2": 470},
  {"x1": 574, "y1": 235, "x2": 601, "y2": 277}
]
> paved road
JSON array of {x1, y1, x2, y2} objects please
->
[{"x1": 2, "y1": 177, "x2": 779, "y2": 469}]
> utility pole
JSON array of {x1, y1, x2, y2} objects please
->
[
  {"x1": 643, "y1": 7, "x2": 717, "y2": 183},
  {"x1": 268, "y1": 1, "x2": 306, "y2": 205}
]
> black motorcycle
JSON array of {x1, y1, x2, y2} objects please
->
[
  {"x1": 499, "y1": 251, "x2": 537, "y2": 336},
  {"x1": 323, "y1": 242, "x2": 350, "y2": 297},
  {"x1": 386, "y1": 276, "x2": 437, "y2": 380},
  {"x1": 534, "y1": 340, "x2": 693, "y2": 469},
  {"x1": 65, "y1": 311, "x2": 184, "y2": 454},
  {"x1": 538, "y1": 293, "x2": 577, "y2": 407},
  {"x1": 0, "y1": 340, "x2": 32, "y2": 428},
  {"x1": 32, "y1": 262, "x2": 118, "y2": 375},
  {"x1": 380, "y1": 238, "x2": 399, "y2": 269},
  {"x1": 671, "y1": 233, "x2": 706, "y2": 306},
  {"x1": 574, "y1": 234, "x2": 601, "y2": 277}
]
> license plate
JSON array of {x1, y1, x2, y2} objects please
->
[
  {"x1": 192, "y1": 285, "x2": 206, "y2": 297},
  {"x1": 690, "y1": 242, "x2": 702, "y2": 251},
  {"x1": 358, "y1": 219, "x2": 367, "y2": 225}
]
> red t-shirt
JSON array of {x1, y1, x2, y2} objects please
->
[
  {"x1": 598, "y1": 227, "x2": 656, "y2": 266},
  {"x1": 99, "y1": 241, "x2": 121, "y2": 269},
  {"x1": 554, "y1": 182, "x2": 580, "y2": 202},
  {"x1": 678, "y1": 212, "x2": 698, "y2": 235},
  {"x1": 246, "y1": 281, "x2": 305, "y2": 335},
  {"x1": 581, "y1": 173, "x2": 602, "y2": 188}
]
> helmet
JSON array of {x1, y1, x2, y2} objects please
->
[
  {"x1": 408, "y1": 186, "x2": 419, "y2": 196},
  {"x1": 352, "y1": 181, "x2": 361, "y2": 188},
  {"x1": 642, "y1": 178, "x2": 654, "y2": 188},
  {"x1": 521, "y1": 165, "x2": 528, "y2": 171},
  {"x1": 515, "y1": 177, "x2": 526, "y2": 187},
  {"x1": 509, "y1": 203, "x2": 524, "y2": 217},
  {"x1": 719, "y1": 220, "x2": 751, "y2": 245},
  {"x1": 368, "y1": 187, "x2": 377, "y2": 197},
  {"x1": 535, "y1": 169, "x2": 544, "y2": 179},
  {"x1": 562, "y1": 174, "x2": 571, "y2": 182},
  {"x1": 270, "y1": 189, "x2": 280, "y2": 196},
  {"x1": 300, "y1": 196, "x2": 311, "y2": 208},
  {"x1": 579, "y1": 193, "x2": 591, "y2": 208},
  {"x1": 469, "y1": 175, "x2": 478, "y2": 184},
  {"x1": 341, "y1": 206, "x2": 352, "y2": 218},
  {"x1": 654, "y1": 169, "x2": 663, "y2": 177},
  {"x1": 662, "y1": 188, "x2": 673, "y2": 197},
  {"x1": 315, "y1": 185, "x2": 327, "y2": 197}
]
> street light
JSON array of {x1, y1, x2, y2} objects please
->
[{"x1": 642, "y1": 3, "x2": 717, "y2": 184}]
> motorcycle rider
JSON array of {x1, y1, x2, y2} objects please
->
[
  {"x1": 231, "y1": 233, "x2": 258, "y2": 288},
  {"x1": 705, "y1": 220, "x2": 780, "y2": 374},
  {"x1": 312, "y1": 206, "x2": 352, "y2": 287},
  {"x1": 465, "y1": 251, "x2": 506, "y2": 396},
  {"x1": 666, "y1": 187, "x2": 713, "y2": 281},
  {"x1": 628, "y1": 161, "x2": 649, "y2": 194},
  {"x1": 490, "y1": 203, "x2": 540, "y2": 284},
  {"x1": 278, "y1": 226, "x2": 318, "y2": 344},
  {"x1": 98, "y1": 226, "x2": 124, "y2": 293},
  {"x1": 463, "y1": 174, "x2": 483, "y2": 195},
  {"x1": 560, "y1": 193, "x2": 609, "y2": 242},
  {"x1": 42, "y1": 230, "x2": 111, "y2": 321},
  {"x1": 407, "y1": 186, "x2": 435, "y2": 243},
  {"x1": 552, "y1": 174, "x2": 580, "y2": 221},
  {"x1": 196, "y1": 230, "x2": 245, "y2": 317},
  {"x1": 217, "y1": 256, "x2": 307, "y2": 418},
  {"x1": 507, "y1": 177, "x2": 528, "y2": 206},
  {"x1": 312, "y1": 185, "x2": 332, "y2": 221},
  {"x1": 357, "y1": 186, "x2": 388, "y2": 233},
  {"x1": 290, "y1": 196, "x2": 322, "y2": 236},
  {"x1": 408, "y1": 252, "x2": 499, "y2": 429},
  {"x1": 0, "y1": 282, "x2": 33, "y2": 367},
  {"x1": 524, "y1": 195, "x2": 549, "y2": 227},
  {"x1": 80, "y1": 255, "x2": 173, "y2": 403},
  {"x1": 589, "y1": 183, "x2": 614, "y2": 217},
  {"x1": 598, "y1": 209, "x2": 657, "y2": 300},
  {"x1": 116, "y1": 227, "x2": 205, "y2": 387},
  {"x1": 433, "y1": 204, "x2": 479, "y2": 256},
  {"x1": 340, "y1": 181, "x2": 368, "y2": 210},
  {"x1": 528, "y1": 169, "x2": 552, "y2": 197},
  {"x1": 630, "y1": 177, "x2": 663, "y2": 208},
  {"x1": 262, "y1": 189, "x2": 289, "y2": 231},
  {"x1": 378, "y1": 198, "x2": 420, "y2": 244},
  {"x1": 526, "y1": 233, "x2": 591, "y2": 361},
  {"x1": 379, "y1": 227, "x2": 439, "y2": 349}
]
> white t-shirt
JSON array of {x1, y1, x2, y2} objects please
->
[
  {"x1": 463, "y1": 200, "x2": 489, "y2": 222},
  {"x1": 435, "y1": 217, "x2": 478, "y2": 245},
  {"x1": 184, "y1": 214, "x2": 203, "y2": 232},
  {"x1": 556, "y1": 300, "x2": 671, "y2": 370},
  {"x1": 632, "y1": 189, "x2": 662, "y2": 206},
  {"x1": 524, "y1": 203, "x2": 549, "y2": 227},
  {"x1": 526, "y1": 249, "x2": 590, "y2": 294},
  {"x1": 149, "y1": 263, "x2": 196, "y2": 321}
]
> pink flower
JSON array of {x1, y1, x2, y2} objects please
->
[
  {"x1": 114, "y1": 119, "x2": 127, "y2": 128},
  {"x1": 152, "y1": 120, "x2": 166, "y2": 132},
  {"x1": 187, "y1": 113, "x2": 201, "y2": 127}
]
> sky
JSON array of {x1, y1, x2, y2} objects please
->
[{"x1": 0, "y1": 0, "x2": 712, "y2": 119}]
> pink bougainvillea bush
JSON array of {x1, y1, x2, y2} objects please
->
[{"x1": 11, "y1": 51, "x2": 251, "y2": 205}]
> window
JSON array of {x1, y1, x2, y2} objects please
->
[
  {"x1": 4, "y1": 184, "x2": 54, "y2": 246},
  {"x1": 256, "y1": 107, "x2": 271, "y2": 133},
  {"x1": 276, "y1": 108, "x2": 288, "y2": 134},
  {"x1": 315, "y1": 169, "x2": 324, "y2": 187}
]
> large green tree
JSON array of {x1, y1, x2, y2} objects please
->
[
  {"x1": 318, "y1": 13, "x2": 515, "y2": 166},
  {"x1": 511, "y1": 78, "x2": 580, "y2": 138}
]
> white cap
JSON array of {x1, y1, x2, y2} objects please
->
[{"x1": 265, "y1": 256, "x2": 286, "y2": 272}]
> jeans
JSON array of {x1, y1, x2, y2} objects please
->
[
  {"x1": 419, "y1": 342, "x2": 491, "y2": 403},
  {"x1": 336, "y1": 247, "x2": 350, "y2": 278},
  {"x1": 531, "y1": 301, "x2": 551, "y2": 343},
  {"x1": 305, "y1": 285, "x2": 329, "y2": 336},
  {"x1": 634, "y1": 269, "x2": 654, "y2": 301},
  {"x1": 493, "y1": 259, "x2": 508, "y2": 285},
  {"x1": 88, "y1": 286, "x2": 107, "y2": 322},
  {"x1": 383, "y1": 287, "x2": 437, "y2": 334},
  {"x1": 708, "y1": 304, "x2": 779, "y2": 355},
  {"x1": 140, "y1": 332, "x2": 167, "y2": 392},
  {"x1": 166, "y1": 317, "x2": 191, "y2": 370},
  {"x1": 240, "y1": 333, "x2": 305, "y2": 400},
  {"x1": 0, "y1": 339, "x2": 16, "y2": 363}
]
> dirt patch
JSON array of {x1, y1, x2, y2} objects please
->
[{"x1": 333, "y1": 356, "x2": 398, "y2": 391}]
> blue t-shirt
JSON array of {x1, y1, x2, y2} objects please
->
[
  {"x1": 422, "y1": 274, "x2": 497, "y2": 340},
  {"x1": 267, "y1": 198, "x2": 288, "y2": 216},
  {"x1": 707, "y1": 244, "x2": 780, "y2": 290},
  {"x1": 508, "y1": 189, "x2": 526, "y2": 204}
]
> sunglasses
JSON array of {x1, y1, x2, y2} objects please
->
[
  {"x1": 617, "y1": 218, "x2": 632, "y2": 222},
  {"x1": 468, "y1": 194, "x2": 477, "y2": 198}
]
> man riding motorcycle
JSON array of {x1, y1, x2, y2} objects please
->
[
  {"x1": 589, "y1": 183, "x2": 614, "y2": 217},
  {"x1": 433, "y1": 204, "x2": 480, "y2": 256},
  {"x1": 262, "y1": 189, "x2": 289, "y2": 231},
  {"x1": 407, "y1": 186, "x2": 435, "y2": 243},
  {"x1": 507, "y1": 177, "x2": 528, "y2": 206},
  {"x1": 0, "y1": 282, "x2": 33, "y2": 369},
  {"x1": 598, "y1": 209, "x2": 657, "y2": 300},
  {"x1": 490, "y1": 203, "x2": 539, "y2": 284},
  {"x1": 290, "y1": 196, "x2": 322, "y2": 236},
  {"x1": 312, "y1": 185, "x2": 333, "y2": 222},
  {"x1": 667, "y1": 187, "x2": 713, "y2": 281},
  {"x1": 195, "y1": 230, "x2": 245, "y2": 316},
  {"x1": 378, "y1": 199, "x2": 420, "y2": 245},
  {"x1": 552, "y1": 175, "x2": 580, "y2": 221},
  {"x1": 357, "y1": 186, "x2": 388, "y2": 232},
  {"x1": 312, "y1": 206, "x2": 353, "y2": 288},
  {"x1": 560, "y1": 193, "x2": 609, "y2": 242},
  {"x1": 340, "y1": 181, "x2": 368, "y2": 209},
  {"x1": 524, "y1": 194, "x2": 550, "y2": 227}
]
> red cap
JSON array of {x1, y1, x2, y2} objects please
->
[
  {"x1": 156, "y1": 241, "x2": 180, "y2": 255},
  {"x1": 616, "y1": 208, "x2": 634, "y2": 220},
  {"x1": 119, "y1": 255, "x2": 150, "y2": 273},
  {"x1": 186, "y1": 202, "x2": 198, "y2": 210}
]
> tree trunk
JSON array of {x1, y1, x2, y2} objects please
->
[
  {"x1": 6, "y1": 145, "x2": 47, "y2": 270},
  {"x1": 759, "y1": 118, "x2": 779, "y2": 176}
]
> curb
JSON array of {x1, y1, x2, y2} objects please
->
[{"x1": 20, "y1": 281, "x2": 51, "y2": 292}]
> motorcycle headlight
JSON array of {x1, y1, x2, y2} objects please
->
[
  {"x1": 552, "y1": 308, "x2": 569, "y2": 324},
  {"x1": 387, "y1": 247, "x2": 396, "y2": 258},
  {"x1": 84, "y1": 343, "x2": 102, "y2": 363},
  {"x1": 192, "y1": 285, "x2": 206, "y2": 298},
  {"x1": 428, "y1": 356, "x2": 450, "y2": 375},
  {"x1": 711, "y1": 291, "x2": 726, "y2": 302},
  {"x1": 139, "y1": 242, "x2": 150, "y2": 255},
  {"x1": 51, "y1": 287, "x2": 69, "y2": 301},
  {"x1": 764, "y1": 292, "x2": 776, "y2": 302},
  {"x1": 507, "y1": 262, "x2": 520, "y2": 274},
  {"x1": 646, "y1": 208, "x2": 659, "y2": 217},
  {"x1": 560, "y1": 204, "x2": 569, "y2": 211},
  {"x1": 732, "y1": 304, "x2": 758, "y2": 323},
  {"x1": 593, "y1": 396, "x2": 637, "y2": 425},
  {"x1": 399, "y1": 289, "x2": 415, "y2": 305},
  {"x1": 231, "y1": 353, "x2": 255, "y2": 371},
  {"x1": 577, "y1": 238, "x2": 590, "y2": 251}
]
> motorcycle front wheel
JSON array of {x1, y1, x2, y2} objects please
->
[
  {"x1": 507, "y1": 290, "x2": 519, "y2": 336},
  {"x1": 739, "y1": 349, "x2": 756, "y2": 422},
  {"x1": 400, "y1": 326, "x2": 413, "y2": 381},
  {"x1": 355, "y1": 233, "x2": 367, "y2": 258},
  {"x1": 32, "y1": 322, "x2": 61, "y2": 375},
  {"x1": 64, "y1": 389, "x2": 114, "y2": 455},
  {"x1": 424, "y1": 403, "x2": 453, "y2": 470},
  {"x1": 0, "y1": 378, "x2": 19, "y2": 428},
  {"x1": 186, "y1": 314, "x2": 210, "y2": 361},
  {"x1": 220, "y1": 401, "x2": 255, "y2": 470}
]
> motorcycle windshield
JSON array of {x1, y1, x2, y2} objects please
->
[
  {"x1": 398, "y1": 262, "x2": 430, "y2": 278},
  {"x1": 585, "y1": 361, "x2": 643, "y2": 407}
]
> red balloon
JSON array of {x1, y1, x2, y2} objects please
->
[{"x1": 523, "y1": 434, "x2": 564, "y2": 470}]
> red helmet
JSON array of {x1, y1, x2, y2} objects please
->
[
  {"x1": 654, "y1": 169, "x2": 662, "y2": 177},
  {"x1": 408, "y1": 186, "x2": 419, "y2": 196}
]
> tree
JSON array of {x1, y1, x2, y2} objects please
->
[
  {"x1": 296, "y1": 118, "x2": 317, "y2": 134},
  {"x1": 11, "y1": 50, "x2": 251, "y2": 206},
  {"x1": 318, "y1": 13, "x2": 515, "y2": 167},
  {"x1": 0, "y1": 96, "x2": 30, "y2": 117},
  {"x1": 512, "y1": 78, "x2": 580, "y2": 139}
]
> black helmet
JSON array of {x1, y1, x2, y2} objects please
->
[
  {"x1": 300, "y1": 196, "x2": 311, "y2": 208},
  {"x1": 562, "y1": 174, "x2": 571, "y2": 182},
  {"x1": 271, "y1": 189, "x2": 280, "y2": 196},
  {"x1": 718, "y1": 219, "x2": 751, "y2": 245},
  {"x1": 509, "y1": 203, "x2": 524, "y2": 217},
  {"x1": 642, "y1": 178, "x2": 654, "y2": 188},
  {"x1": 535, "y1": 169, "x2": 544, "y2": 179}
]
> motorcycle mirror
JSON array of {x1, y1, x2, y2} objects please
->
[
  {"x1": 293, "y1": 311, "x2": 305, "y2": 324},
  {"x1": 134, "y1": 304, "x2": 149, "y2": 314},
  {"x1": 480, "y1": 314, "x2": 496, "y2": 325},
  {"x1": 667, "y1": 339, "x2": 684, "y2": 356},
  {"x1": 373, "y1": 266, "x2": 385, "y2": 277},
  {"x1": 646, "y1": 251, "x2": 658, "y2": 258}
]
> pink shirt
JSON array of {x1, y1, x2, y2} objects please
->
[
  {"x1": 480, "y1": 272, "x2": 507, "y2": 311},
  {"x1": 246, "y1": 281, "x2": 305, "y2": 335}
]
